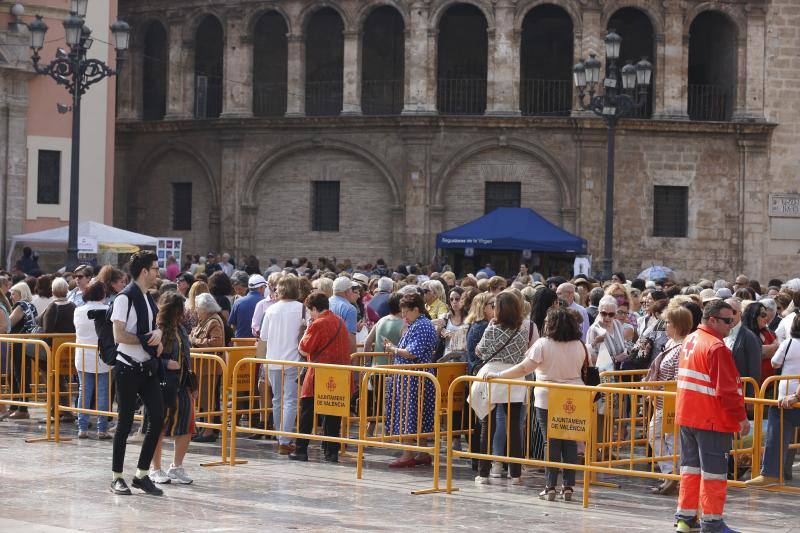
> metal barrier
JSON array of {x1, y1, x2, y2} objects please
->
[
  {"x1": 229, "y1": 358, "x2": 444, "y2": 494},
  {"x1": 189, "y1": 352, "x2": 231, "y2": 467},
  {"x1": 0, "y1": 336, "x2": 53, "y2": 442},
  {"x1": 53, "y1": 342, "x2": 113, "y2": 443},
  {"x1": 749, "y1": 374, "x2": 800, "y2": 494}
]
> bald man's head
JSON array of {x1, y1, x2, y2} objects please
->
[{"x1": 556, "y1": 283, "x2": 576, "y2": 305}]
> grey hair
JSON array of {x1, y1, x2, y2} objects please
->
[
  {"x1": 51, "y1": 277, "x2": 70, "y2": 297},
  {"x1": 598, "y1": 295, "x2": 618, "y2": 310},
  {"x1": 760, "y1": 298, "x2": 777, "y2": 313},
  {"x1": 194, "y1": 292, "x2": 221, "y2": 313}
]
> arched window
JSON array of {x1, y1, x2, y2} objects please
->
[
  {"x1": 688, "y1": 12, "x2": 737, "y2": 121},
  {"x1": 253, "y1": 12, "x2": 288, "y2": 117},
  {"x1": 194, "y1": 15, "x2": 224, "y2": 119},
  {"x1": 142, "y1": 21, "x2": 167, "y2": 121},
  {"x1": 520, "y1": 5, "x2": 573, "y2": 116},
  {"x1": 437, "y1": 4, "x2": 488, "y2": 115},
  {"x1": 305, "y1": 8, "x2": 344, "y2": 116},
  {"x1": 607, "y1": 8, "x2": 654, "y2": 118},
  {"x1": 361, "y1": 6, "x2": 405, "y2": 115}
]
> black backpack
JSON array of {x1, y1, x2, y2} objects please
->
[{"x1": 88, "y1": 296, "x2": 133, "y2": 366}]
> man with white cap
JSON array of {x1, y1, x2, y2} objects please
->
[
  {"x1": 367, "y1": 277, "x2": 394, "y2": 324},
  {"x1": 229, "y1": 274, "x2": 266, "y2": 339},
  {"x1": 330, "y1": 276, "x2": 358, "y2": 353}
]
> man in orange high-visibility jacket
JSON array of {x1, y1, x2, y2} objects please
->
[{"x1": 674, "y1": 300, "x2": 748, "y2": 533}]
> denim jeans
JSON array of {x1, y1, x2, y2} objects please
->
[
  {"x1": 761, "y1": 406, "x2": 800, "y2": 479},
  {"x1": 268, "y1": 365, "x2": 299, "y2": 446},
  {"x1": 77, "y1": 371, "x2": 110, "y2": 432},
  {"x1": 492, "y1": 403, "x2": 528, "y2": 455}
]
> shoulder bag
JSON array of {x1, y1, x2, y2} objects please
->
[
  {"x1": 470, "y1": 327, "x2": 519, "y2": 376},
  {"x1": 581, "y1": 342, "x2": 601, "y2": 387}
]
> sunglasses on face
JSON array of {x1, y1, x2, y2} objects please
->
[
  {"x1": 712, "y1": 316, "x2": 733, "y2": 324},
  {"x1": 450, "y1": 297, "x2": 460, "y2": 302},
  {"x1": 599, "y1": 311, "x2": 615, "y2": 318}
]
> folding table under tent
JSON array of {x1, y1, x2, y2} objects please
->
[
  {"x1": 436, "y1": 207, "x2": 587, "y2": 276},
  {"x1": 7, "y1": 221, "x2": 159, "y2": 270}
]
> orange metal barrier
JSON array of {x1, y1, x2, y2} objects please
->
[
  {"x1": 0, "y1": 336, "x2": 53, "y2": 442},
  {"x1": 229, "y1": 358, "x2": 444, "y2": 494},
  {"x1": 189, "y1": 352, "x2": 231, "y2": 466}
]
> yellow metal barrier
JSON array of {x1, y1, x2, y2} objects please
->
[
  {"x1": 189, "y1": 352, "x2": 231, "y2": 467},
  {"x1": 53, "y1": 342, "x2": 114, "y2": 442},
  {"x1": 0, "y1": 336, "x2": 53, "y2": 442},
  {"x1": 749, "y1": 374, "x2": 800, "y2": 494},
  {"x1": 229, "y1": 358, "x2": 444, "y2": 494}
]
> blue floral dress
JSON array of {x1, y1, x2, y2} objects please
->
[{"x1": 385, "y1": 316, "x2": 438, "y2": 436}]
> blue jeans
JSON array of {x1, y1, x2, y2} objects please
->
[
  {"x1": 77, "y1": 371, "x2": 109, "y2": 432},
  {"x1": 268, "y1": 366, "x2": 298, "y2": 446},
  {"x1": 492, "y1": 403, "x2": 528, "y2": 455},
  {"x1": 761, "y1": 406, "x2": 800, "y2": 479}
]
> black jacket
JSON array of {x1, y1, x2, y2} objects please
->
[{"x1": 731, "y1": 326, "x2": 761, "y2": 383}]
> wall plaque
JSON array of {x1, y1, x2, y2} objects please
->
[{"x1": 769, "y1": 194, "x2": 800, "y2": 217}]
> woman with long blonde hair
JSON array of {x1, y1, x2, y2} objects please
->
[{"x1": 184, "y1": 281, "x2": 209, "y2": 330}]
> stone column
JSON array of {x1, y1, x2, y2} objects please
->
[
  {"x1": 486, "y1": 0, "x2": 519, "y2": 115},
  {"x1": 3, "y1": 79, "x2": 29, "y2": 248},
  {"x1": 737, "y1": 137, "x2": 770, "y2": 277},
  {"x1": 221, "y1": 15, "x2": 253, "y2": 118},
  {"x1": 285, "y1": 34, "x2": 305, "y2": 116},
  {"x1": 735, "y1": 11, "x2": 766, "y2": 122},
  {"x1": 219, "y1": 133, "x2": 243, "y2": 252},
  {"x1": 116, "y1": 42, "x2": 139, "y2": 120},
  {"x1": 165, "y1": 18, "x2": 193, "y2": 119},
  {"x1": 573, "y1": 5, "x2": 602, "y2": 117},
  {"x1": 653, "y1": 33, "x2": 666, "y2": 117},
  {"x1": 657, "y1": 5, "x2": 688, "y2": 119},
  {"x1": 342, "y1": 30, "x2": 362, "y2": 115},
  {"x1": 403, "y1": 2, "x2": 436, "y2": 115},
  {"x1": 401, "y1": 134, "x2": 433, "y2": 260}
]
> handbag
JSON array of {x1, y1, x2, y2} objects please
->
[
  {"x1": 581, "y1": 342, "x2": 601, "y2": 387},
  {"x1": 470, "y1": 327, "x2": 519, "y2": 376}
]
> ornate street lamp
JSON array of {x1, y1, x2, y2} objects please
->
[
  {"x1": 27, "y1": 4, "x2": 130, "y2": 269},
  {"x1": 573, "y1": 31, "x2": 652, "y2": 280}
]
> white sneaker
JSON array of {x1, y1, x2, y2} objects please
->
[
  {"x1": 148, "y1": 469, "x2": 171, "y2": 484},
  {"x1": 474, "y1": 475, "x2": 490, "y2": 485},
  {"x1": 489, "y1": 461, "x2": 505, "y2": 478},
  {"x1": 167, "y1": 465, "x2": 193, "y2": 485},
  {"x1": 510, "y1": 476, "x2": 523, "y2": 485}
]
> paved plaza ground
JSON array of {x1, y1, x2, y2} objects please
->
[{"x1": 0, "y1": 415, "x2": 797, "y2": 532}]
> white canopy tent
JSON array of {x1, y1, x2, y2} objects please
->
[{"x1": 7, "y1": 221, "x2": 158, "y2": 270}]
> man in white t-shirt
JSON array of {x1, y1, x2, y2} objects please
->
[
  {"x1": 110, "y1": 250, "x2": 165, "y2": 497},
  {"x1": 256, "y1": 275, "x2": 304, "y2": 454}
]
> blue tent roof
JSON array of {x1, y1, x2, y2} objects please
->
[{"x1": 436, "y1": 207, "x2": 587, "y2": 254}]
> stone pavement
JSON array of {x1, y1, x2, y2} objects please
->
[{"x1": 0, "y1": 417, "x2": 797, "y2": 533}]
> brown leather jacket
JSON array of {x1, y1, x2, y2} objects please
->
[{"x1": 190, "y1": 313, "x2": 225, "y2": 349}]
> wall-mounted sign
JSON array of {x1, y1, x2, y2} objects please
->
[{"x1": 769, "y1": 194, "x2": 800, "y2": 218}]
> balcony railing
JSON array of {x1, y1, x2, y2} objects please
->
[
  {"x1": 688, "y1": 84, "x2": 734, "y2": 122},
  {"x1": 520, "y1": 78, "x2": 572, "y2": 116},
  {"x1": 253, "y1": 82, "x2": 287, "y2": 117},
  {"x1": 362, "y1": 79, "x2": 403, "y2": 115},
  {"x1": 437, "y1": 78, "x2": 487, "y2": 115},
  {"x1": 306, "y1": 80, "x2": 344, "y2": 116}
]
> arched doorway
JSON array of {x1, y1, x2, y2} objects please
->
[
  {"x1": 361, "y1": 6, "x2": 405, "y2": 115},
  {"x1": 194, "y1": 15, "x2": 224, "y2": 119},
  {"x1": 253, "y1": 12, "x2": 288, "y2": 117},
  {"x1": 437, "y1": 4, "x2": 488, "y2": 115},
  {"x1": 607, "y1": 8, "x2": 654, "y2": 118},
  {"x1": 520, "y1": 5, "x2": 573, "y2": 116},
  {"x1": 688, "y1": 12, "x2": 737, "y2": 121},
  {"x1": 305, "y1": 8, "x2": 344, "y2": 116},
  {"x1": 142, "y1": 21, "x2": 167, "y2": 121}
]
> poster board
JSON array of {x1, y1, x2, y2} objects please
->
[{"x1": 156, "y1": 237, "x2": 183, "y2": 268}]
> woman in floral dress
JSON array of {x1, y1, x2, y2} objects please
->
[{"x1": 382, "y1": 291, "x2": 438, "y2": 468}]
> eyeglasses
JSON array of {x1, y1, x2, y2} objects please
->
[
  {"x1": 711, "y1": 316, "x2": 733, "y2": 324},
  {"x1": 450, "y1": 297, "x2": 460, "y2": 302},
  {"x1": 486, "y1": 302, "x2": 495, "y2": 308},
  {"x1": 599, "y1": 311, "x2": 615, "y2": 318},
  {"x1": 615, "y1": 309, "x2": 627, "y2": 315}
]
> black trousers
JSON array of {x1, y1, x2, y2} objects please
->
[
  {"x1": 112, "y1": 362, "x2": 164, "y2": 473},
  {"x1": 295, "y1": 397, "x2": 340, "y2": 457}
]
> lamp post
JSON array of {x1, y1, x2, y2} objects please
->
[
  {"x1": 573, "y1": 31, "x2": 652, "y2": 280},
  {"x1": 27, "y1": 3, "x2": 130, "y2": 270}
]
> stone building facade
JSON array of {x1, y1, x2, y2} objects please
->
[{"x1": 114, "y1": 0, "x2": 798, "y2": 281}]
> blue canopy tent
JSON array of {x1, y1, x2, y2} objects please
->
[{"x1": 436, "y1": 207, "x2": 587, "y2": 254}]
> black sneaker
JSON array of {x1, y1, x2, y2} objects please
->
[
  {"x1": 288, "y1": 451, "x2": 308, "y2": 462},
  {"x1": 110, "y1": 478, "x2": 132, "y2": 495},
  {"x1": 324, "y1": 454, "x2": 339, "y2": 463},
  {"x1": 132, "y1": 475, "x2": 164, "y2": 496}
]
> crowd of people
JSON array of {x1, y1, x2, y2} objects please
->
[{"x1": 1, "y1": 249, "x2": 798, "y2": 530}]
